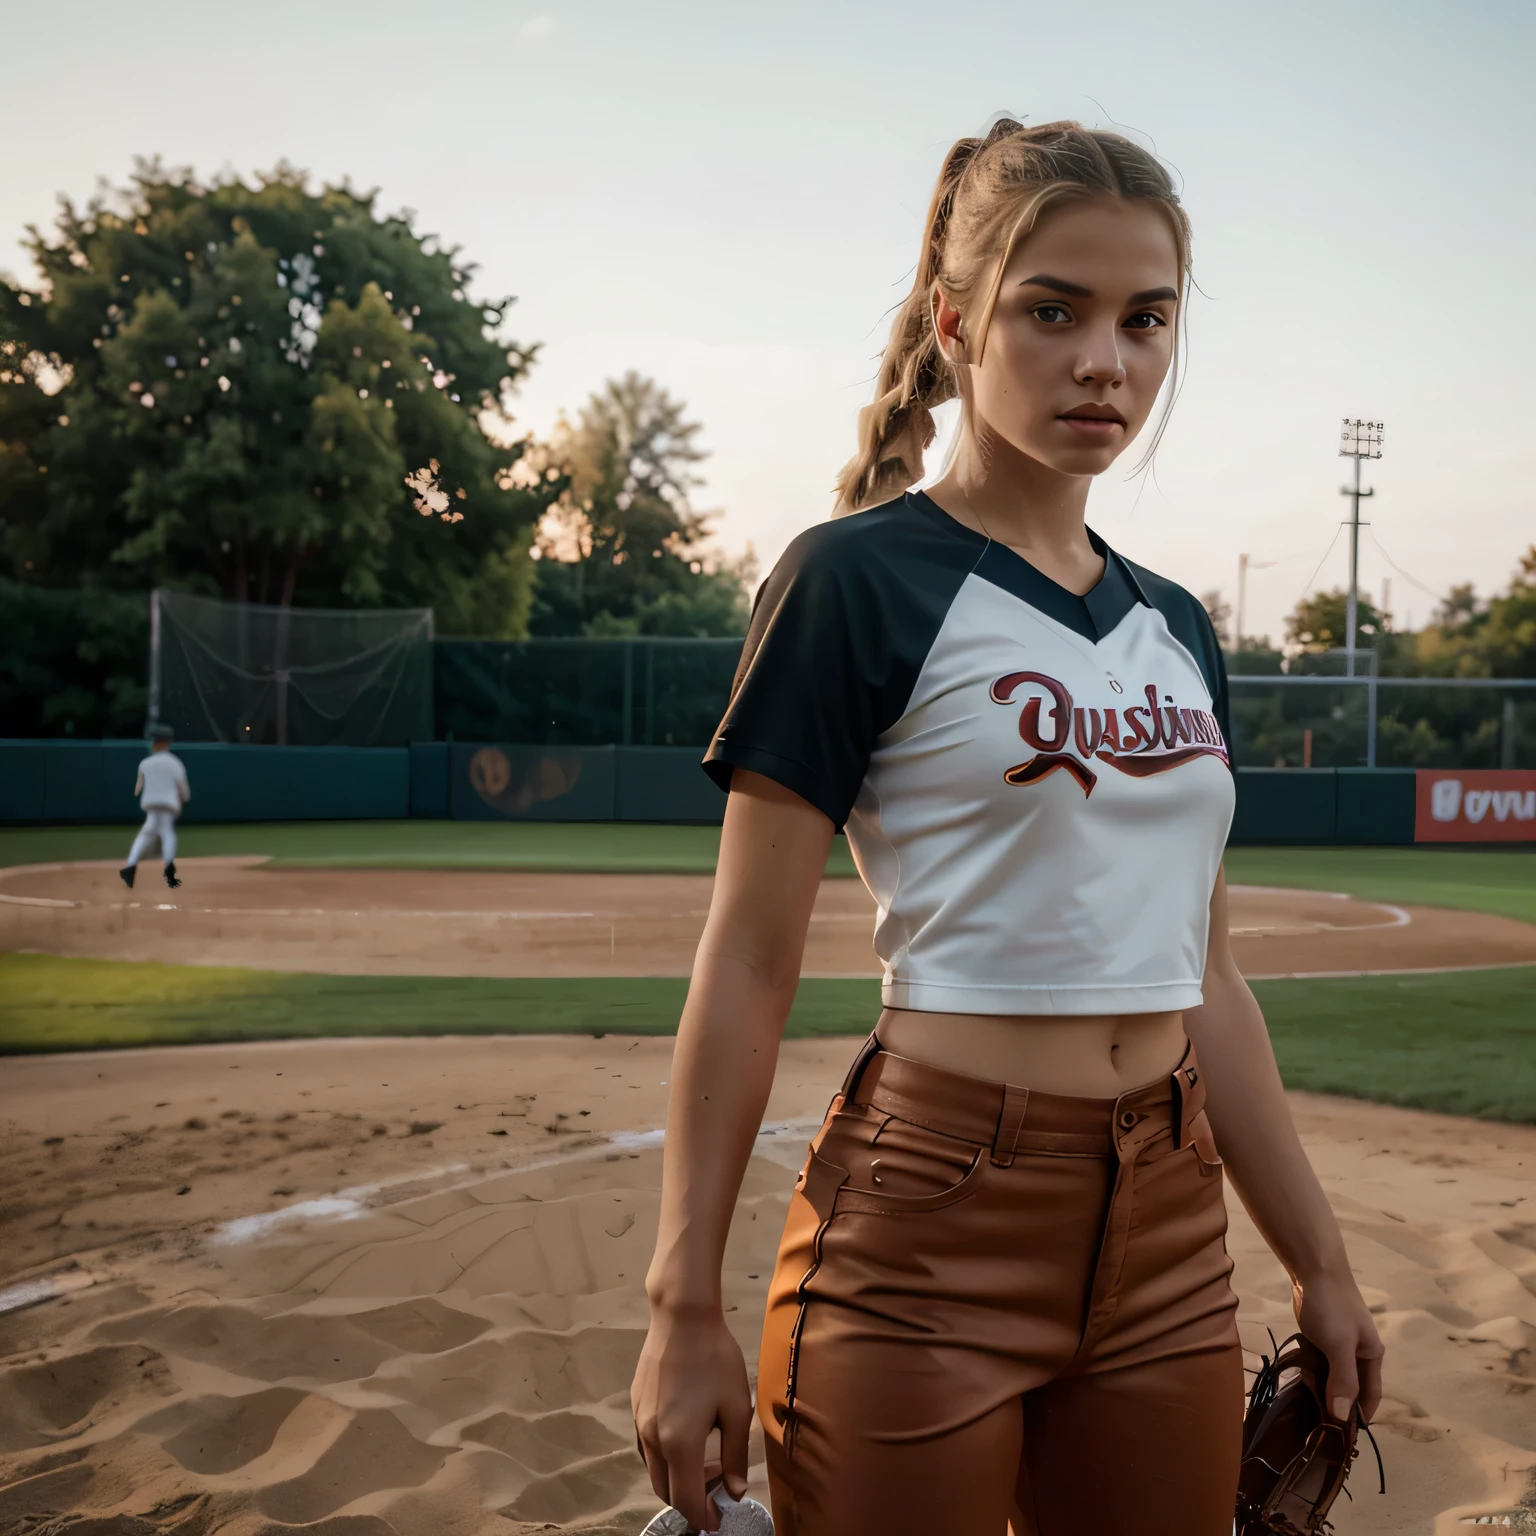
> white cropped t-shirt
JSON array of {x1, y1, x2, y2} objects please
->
[{"x1": 703, "y1": 492, "x2": 1236, "y2": 1016}]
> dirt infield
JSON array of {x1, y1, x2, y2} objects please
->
[
  {"x1": 4, "y1": 857, "x2": 1535, "y2": 979},
  {"x1": 3, "y1": 1036, "x2": 1535, "y2": 1534}
]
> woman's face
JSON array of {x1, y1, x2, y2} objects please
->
[{"x1": 939, "y1": 196, "x2": 1181, "y2": 478}]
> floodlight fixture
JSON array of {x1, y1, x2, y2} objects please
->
[{"x1": 1339, "y1": 418, "x2": 1384, "y2": 460}]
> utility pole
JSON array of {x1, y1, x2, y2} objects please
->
[
  {"x1": 1338, "y1": 419, "x2": 1384, "y2": 678},
  {"x1": 1235, "y1": 553, "x2": 1277, "y2": 654}
]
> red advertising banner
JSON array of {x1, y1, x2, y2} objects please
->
[{"x1": 1415, "y1": 770, "x2": 1536, "y2": 842}]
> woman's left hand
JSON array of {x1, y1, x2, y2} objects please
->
[{"x1": 1292, "y1": 1265, "x2": 1384, "y2": 1423}]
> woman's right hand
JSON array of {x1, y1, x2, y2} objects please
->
[{"x1": 631, "y1": 1302, "x2": 753, "y2": 1534}]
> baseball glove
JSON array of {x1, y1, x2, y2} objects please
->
[{"x1": 1236, "y1": 1331, "x2": 1384, "y2": 1536}]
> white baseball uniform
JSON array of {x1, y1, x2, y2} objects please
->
[{"x1": 126, "y1": 751, "x2": 191, "y2": 866}]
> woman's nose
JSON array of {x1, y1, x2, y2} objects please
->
[{"x1": 1073, "y1": 330, "x2": 1126, "y2": 388}]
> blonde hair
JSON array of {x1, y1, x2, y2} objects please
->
[{"x1": 833, "y1": 118, "x2": 1192, "y2": 515}]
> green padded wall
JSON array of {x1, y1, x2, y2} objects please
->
[
  {"x1": 1229, "y1": 769, "x2": 1338, "y2": 845},
  {"x1": 1334, "y1": 769, "x2": 1416, "y2": 845},
  {"x1": 0, "y1": 741, "x2": 408, "y2": 823},
  {"x1": 615, "y1": 748, "x2": 724, "y2": 824}
]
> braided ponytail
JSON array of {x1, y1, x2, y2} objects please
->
[
  {"x1": 833, "y1": 118, "x2": 1191, "y2": 516},
  {"x1": 833, "y1": 131, "x2": 990, "y2": 516}
]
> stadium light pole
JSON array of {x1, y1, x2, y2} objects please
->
[{"x1": 1338, "y1": 419, "x2": 1384, "y2": 678}]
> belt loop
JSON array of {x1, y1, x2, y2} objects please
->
[
  {"x1": 1169, "y1": 1050, "x2": 1204, "y2": 1150},
  {"x1": 991, "y1": 1084, "x2": 1030, "y2": 1167}
]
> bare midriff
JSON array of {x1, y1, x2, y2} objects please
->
[{"x1": 874, "y1": 1006, "x2": 1189, "y2": 1098}]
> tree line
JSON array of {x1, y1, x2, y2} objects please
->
[
  {"x1": 0, "y1": 161, "x2": 749, "y2": 648},
  {"x1": 1205, "y1": 565, "x2": 1536, "y2": 682},
  {"x1": 2, "y1": 161, "x2": 1529, "y2": 758}
]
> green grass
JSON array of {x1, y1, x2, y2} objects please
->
[
  {"x1": 0, "y1": 954, "x2": 873, "y2": 1053},
  {"x1": 1224, "y1": 845, "x2": 1536, "y2": 926},
  {"x1": 1250, "y1": 968, "x2": 1536, "y2": 1122},
  {"x1": 3, "y1": 954, "x2": 1532, "y2": 1123},
  {"x1": 0, "y1": 821, "x2": 861, "y2": 878}
]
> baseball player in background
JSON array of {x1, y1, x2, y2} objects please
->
[{"x1": 120, "y1": 725, "x2": 190, "y2": 890}]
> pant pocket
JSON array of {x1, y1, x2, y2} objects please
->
[
  {"x1": 817, "y1": 1109, "x2": 982, "y2": 1203},
  {"x1": 1189, "y1": 1109, "x2": 1222, "y2": 1176}
]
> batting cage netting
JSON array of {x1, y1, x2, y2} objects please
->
[{"x1": 149, "y1": 590, "x2": 434, "y2": 746}]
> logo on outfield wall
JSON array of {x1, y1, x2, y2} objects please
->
[
  {"x1": 468, "y1": 746, "x2": 583, "y2": 815},
  {"x1": 1416, "y1": 770, "x2": 1536, "y2": 842},
  {"x1": 469, "y1": 747, "x2": 513, "y2": 799}
]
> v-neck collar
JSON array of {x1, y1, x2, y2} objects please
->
[{"x1": 906, "y1": 490, "x2": 1149, "y2": 644}]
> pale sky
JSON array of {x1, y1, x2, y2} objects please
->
[{"x1": 6, "y1": 0, "x2": 1533, "y2": 643}]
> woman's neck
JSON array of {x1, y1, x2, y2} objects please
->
[{"x1": 925, "y1": 428, "x2": 1105, "y2": 598}]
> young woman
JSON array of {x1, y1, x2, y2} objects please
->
[{"x1": 631, "y1": 118, "x2": 1384, "y2": 1536}]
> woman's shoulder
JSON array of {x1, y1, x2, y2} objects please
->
[
  {"x1": 1113, "y1": 551, "x2": 1226, "y2": 680},
  {"x1": 1112, "y1": 551, "x2": 1211, "y2": 628},
  {"x1": 769, "y1": 492, "x2": 981, "y2": 599}
]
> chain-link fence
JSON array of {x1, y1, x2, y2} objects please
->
[
  {"x1": 436, "y1": 639, "x2": 1534, "y2": 766},
  {"x1": 11, "y1": 591, "x2": 1532, "y2": 766},
  {"x1": 435, "y1": 637, "x2": 743, "y2": 746},
  {"x1": 1229, "y1": 676, "x2": 1536, "y2": 769}
]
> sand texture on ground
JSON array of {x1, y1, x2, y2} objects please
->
[
  {"x1": 2, "y1": 1037, "x2": 1533, "y2": 1536},
  {"x1": 5, "y1": 860, "x2": 1535, "y2": 979}
]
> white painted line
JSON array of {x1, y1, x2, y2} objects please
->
[
  {"x1": 4, "y1": 898, "x2": 605, "y2": 919},
  {"x1": 0, "y1": 1269, "x2": 98, "y2": 1317},
  {"x1": 1247, "y1": 959, "x2": 1536, "y2": 980},
  {"x1": 211, "y1": 1193, "x2": 370, "y2": 1247},
  {"x1": 204, "y1": 1117, "x2": 827, "y2": 1252},
  {"x1": 208, "y1": 1161, "x2": 470, "y2": 1248}
]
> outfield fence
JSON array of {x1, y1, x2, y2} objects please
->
[
  {"x1": 6, "y1": 589, "x2": 1534, "y2": 771},
  {"x1": 434, "y1": 637, "x2": 742, "y2": 748},
  {"x1": 1230, "y1": 676, "x2": 1536, "y2": 771},
  {"x1": 434, "y1": 638, "x2": 1535, "y2": 771}
]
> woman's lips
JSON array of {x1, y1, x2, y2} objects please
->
[{"x1": 1058, "y1": 415, "x2": 1123, "y2": 436}]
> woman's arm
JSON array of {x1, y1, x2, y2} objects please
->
[
  {"x1": 1182, "y1": 864, "x2": 1384, "y2": 1423},
  {"x1": 632, "y1": 769, "x2": 834, "y2": 1532}
]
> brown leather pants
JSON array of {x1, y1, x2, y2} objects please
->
[{"x1": 757, "y1": 1034, "x2": 1243, "y2": 1536}]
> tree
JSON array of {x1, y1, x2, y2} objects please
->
[
  {"x1": 528, "y1": 371, "x2": 751, "y2": 636},
  {"x1": 0, "y1": 161, "x2": 563, "y2": 634},
  {"x1": 1413, "y1": 548, "x2": 1536, "y2": 678},
  {"x1": 1200, "y1": 589, "x2": 1232, "y2": 649},
  {"x1": 1284, "y1": 587, "x2": 1390, "y2": 655}
]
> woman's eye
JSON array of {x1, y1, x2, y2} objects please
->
[
  {"x1": 1032, "y1": 303, "x2": 1072, "y2": 324},
  {"x1": 1123, "y1": 311, "x2": 1168, "y2": 331}
]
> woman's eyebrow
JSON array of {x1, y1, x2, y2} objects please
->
[
  {"x1": 1018, "y1": 274, "x2": 1092, "y2": 296},
  {"x1": 1017, "y1": 276, "x2": 1179, "y2": 306}
]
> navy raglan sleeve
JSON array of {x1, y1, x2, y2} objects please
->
[
  {"x1": 1173, "y1": 595, "x2": 1234, "y2": 774},
  {"x1": 1198, "y1": 602, "x2": 1234, "y2": 764},
  {"x1": 702, "y1": 531, "x2": 881, "y2": 829}
]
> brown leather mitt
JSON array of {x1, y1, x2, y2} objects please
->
[{"x1": 1236, "y1": 1332, "x2": 1384, "y2": 1536}]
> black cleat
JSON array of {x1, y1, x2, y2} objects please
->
[
  {"x1": 119, "y1": 865, "x2": 136, "y2": 890},
  {"x1": 164, "y1": 860, "x2": 181, "y2": 889}
]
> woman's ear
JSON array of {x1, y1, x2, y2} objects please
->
[{"x1": 931, "y1": 288, "x2": 968, "y2": 367}]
